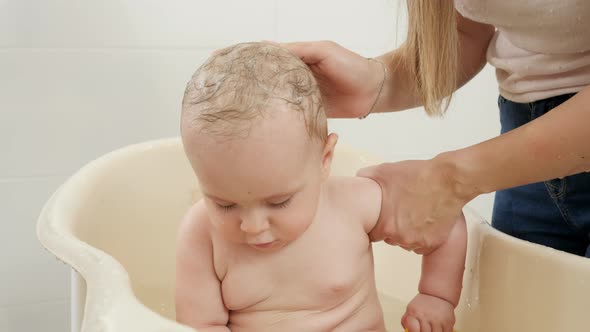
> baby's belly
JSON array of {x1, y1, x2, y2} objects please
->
[{"x1": 228, "y1": 286, "x2": 385, "y2": 332}]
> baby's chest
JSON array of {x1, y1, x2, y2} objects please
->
[{"x1": 221, "y1": 238, "x2": 373, "y2": 312}]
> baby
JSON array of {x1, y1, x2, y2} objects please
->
[{"x1": 176, "y1": 42, "x2": 466, "y2": 332}]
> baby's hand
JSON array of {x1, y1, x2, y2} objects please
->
[{"x1": 401, "y1": 293, "x2": 455, "y2": 332}]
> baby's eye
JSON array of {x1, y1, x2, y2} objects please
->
[
  {"x1": 216, "y1": 203, "x2": 236, "y2": 213},
  {"x1": 269, "y1": 198, "x2": 291, "y2": 209}
]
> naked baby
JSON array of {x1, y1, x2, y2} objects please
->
[{"x1": 176, "y1": 42, "x2": 466, "y2": 332}]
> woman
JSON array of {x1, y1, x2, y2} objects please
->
[{"x1": 281, "y1": 1, "x2": 590, "y2": 257}]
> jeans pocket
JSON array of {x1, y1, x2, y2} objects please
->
[
  {"x1": 498, "y1": 95, "x2": 506, "y2": 108},
  {"x1": 541, "y1": 93, "x2": 577, "y2": 114},
  {"x1": 544, "y1": 177, "x2": 576, "y2": 229},
  {"x1": 545, "y1": 178, "x2": 566, "y2": 198}
]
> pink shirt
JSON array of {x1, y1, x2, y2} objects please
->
[{"x1": 455, "y1": 0, "x2": 590, "y2": 102}]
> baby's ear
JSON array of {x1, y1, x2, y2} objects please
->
[{"x1": 321, "y1": 133, "x2": 338, "y2": 179}]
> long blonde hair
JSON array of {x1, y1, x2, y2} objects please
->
[{"x1": 405, "y1": 0, "x2": 458, "y2": 116}]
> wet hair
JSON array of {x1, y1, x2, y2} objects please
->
[{"x1": 181, "y1": 42, "x2": 327, "y2": 141}]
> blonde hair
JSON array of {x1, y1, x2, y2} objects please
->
[
  {"x1": 181, "y1": 42, "x2": 327, "y2": 141},
  {"x1": 404, "y1": 0, "x2": 458, "y2": 116}
]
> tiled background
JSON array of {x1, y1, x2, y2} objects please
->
[{"x1": 0, "y1": 1, "x2": 499, "y2": 331}]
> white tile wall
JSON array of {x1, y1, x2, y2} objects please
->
[
  {"x1": 0, "y1": 49, "x2": 212, "y2": 177},
  {"x1": 0, "y1": 176, "x2": 70, "y2": 332},
  {"x1": 0, "y1": 300, "x2": 69, "y2": 332},
  {"x1": 0, "y1": 177, "x2": 70, "y2": 306},
  {"x1": 2, "y1": 1, "x2": 498, "y2": 330},
  {"x1": 0, "y1": 0, "x2": 276, "y2": 48},
  {"x1": 277, "y1": 0, "x2": 398, "y2": 51}
]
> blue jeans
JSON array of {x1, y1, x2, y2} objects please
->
[{"x1": 492, "y1": 93, "x2": 590, "y2": 257}]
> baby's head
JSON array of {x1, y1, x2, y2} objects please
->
[
  {"x1": 181, "y1": 42, "x2": 337, "y2": 251},
  {"x1": 182, "y1": 42, "x2": 328, "y2": 142}
]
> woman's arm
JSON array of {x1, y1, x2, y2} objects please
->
[
  {"x1": 361, "y1": 85, "x2": 590, "y2": 253},
  {"x1": 280, "y1": 11, "x2": 493, "y2": 118},
  {"x1": 372, "y1": 12, "x2": 494, "y2": 113},
  {"x1": 437, "y1": 85, "x2": 590, "y2": 199}
]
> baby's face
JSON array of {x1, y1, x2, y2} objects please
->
[{"x1": 184, "y1": 110, "x2": 334, "y2": 252}]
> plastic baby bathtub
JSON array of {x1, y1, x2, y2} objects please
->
[{"x1": 37, "y1": 138, "x2": 590, "y2": 332}]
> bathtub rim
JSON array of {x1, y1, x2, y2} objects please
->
[{"x1": 37, "y1": 137, "x2": 195, "y2": 332}]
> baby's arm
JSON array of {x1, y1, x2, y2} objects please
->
[
  {"x1": 419, "y1": 213, "x2": 466, "y2": 306},
  {"x1": 175, "y1": 202, "x2": 230, "y2": 332},
  {"x1": 402, "y1": 214, "x2": 467, "y2": 332}
]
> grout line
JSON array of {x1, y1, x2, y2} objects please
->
[
  {"x1": 0, "y1": 298, "x2": 69, "y2": 311},
  {"x1": 0, "y1": 174, "x2": 69, "y2": 183},
  {"x1": 0, "y1": 46, "x2": 224, "y2": 52}
]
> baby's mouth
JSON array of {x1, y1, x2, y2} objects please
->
[{"x1": 249, "y1": 240, "x2": 279, "y2": 249}]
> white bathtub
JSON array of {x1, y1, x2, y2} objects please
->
[{"x1": 37, "y1": 138, "x2": 590, "y2": 332}]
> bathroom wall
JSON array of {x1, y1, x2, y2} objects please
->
[{"x1": 0, "y1": 1, "x2": 499, "y2": 330}]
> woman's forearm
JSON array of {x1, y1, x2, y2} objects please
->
[
  {"x1": 372, "y1": 48, "x2": 420, "y2": 113},
  {"x1": 373, "y1": 14, "x2": 493, "y2": 114},
  {"x1": 437, "y1": 85, "x2": 590, "y2": 200}
]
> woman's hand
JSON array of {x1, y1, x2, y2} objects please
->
[
  {"x1": 280, "y1": 40, "x2": 385, "y2": 118},
  {"x1": 357, "y1": 158, "x2": 473, "y2": 254}
]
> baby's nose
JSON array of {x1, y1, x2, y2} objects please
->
[{"x1": 240, "y1": 215, "x2": 269, "y2": 234}]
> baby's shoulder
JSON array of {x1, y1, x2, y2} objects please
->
[
  {"x1": 178, "y1": 200, "x2": 230, "y2": 280},
  {"x1": 177, "y1": 199, "x2": 212, "y2": 245},
  {"x1": 326, "y1": 176, "x2": 381, "y2": 202},
  {"x1": 325, "y1": 176, "x2": 382, "y2": 232}
]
